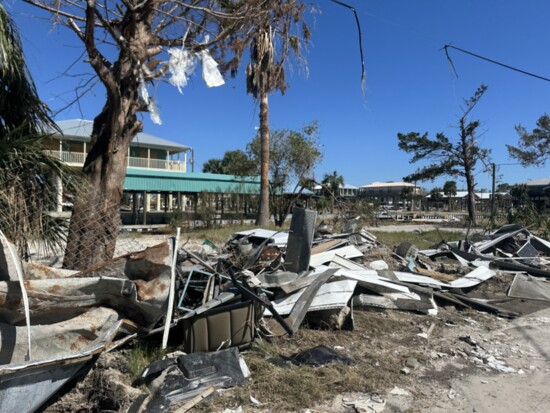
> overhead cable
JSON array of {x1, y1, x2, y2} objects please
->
[
  {"x1": 329, "y1": 0, "x2": 366, "y2": 91},
  {"x1": 443, "y1": 44, "x2": 550, "y2": 83}
]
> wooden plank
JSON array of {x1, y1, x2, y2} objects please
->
[
  {"x1": 311, "y1": 239, "x2": 347, "y2": 255},
  {"x1": 173, "y1": 386, "x2": 216, "y2": 413}
]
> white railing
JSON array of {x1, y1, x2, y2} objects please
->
[
  {"x1": 46, "y1": 151, "x2": 186, "y2": 172},
  {"x1": 127, "y1": 157, "x2": 185, "y2": 171},
  {"x1": 45, "y1": 150, "x2": 86, "y2": 165},
  {"x1": 128, "y1": 156, "x2": 149, "y2": 168}
]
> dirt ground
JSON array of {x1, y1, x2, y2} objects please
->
[
  {"x1": 380, "y1": 309, "x2": 550, "y2": 413},
  {"x1": 255, "y1": 309, "x2": 549, "y2": 413}
]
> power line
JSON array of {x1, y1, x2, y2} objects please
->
[
  {"x1": 329, "y1": 0, "x2": 366, "y2": 90},
  {"x1": 443, "y1": 44, "x2": 550, "y2": 83}
]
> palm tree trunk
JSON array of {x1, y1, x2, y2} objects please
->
[{"x1": 256, "y1": 89, "x2": 270, "y2": 226}]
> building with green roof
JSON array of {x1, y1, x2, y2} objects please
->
[{"x1": 47, "y1": 120, "x2": 260, "y2": 223}]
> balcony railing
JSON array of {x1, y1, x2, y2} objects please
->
[
  {"x1": 127, "y1": 156, "x2": 185, "y2": 171},
  {"x1": 46, "y1": 150, "x2": 185, "y2": 171},
  {"x1": 46, "y1": 150, "x2": 86, "y2": 165}
]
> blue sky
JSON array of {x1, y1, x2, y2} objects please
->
[{"x1": 8, "y1": 0, "x2": 550, "y2": 191}]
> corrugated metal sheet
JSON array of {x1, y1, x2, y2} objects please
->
[{"x1": 123, "y1": 168, "x2": 260, "y2": 194}]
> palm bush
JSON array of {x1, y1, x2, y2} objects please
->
[{"x1": 0, "y1": 4, "x2": 81, "y2": 256}]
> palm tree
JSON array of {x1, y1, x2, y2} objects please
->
[
  {"x1": 246, "y1": 3, "x2": 311, "y2": 226},
  {"x1": 0, "y1": 4, "x2": 79, "y2": 255},
  {"x1": 247, "y1": 27, "x2": 274, "y2": 226},
  {"x1": 322, "y1": 171, "x2": 344, "y2": 212}
]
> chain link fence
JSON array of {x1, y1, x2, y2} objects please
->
[{"x1": 3, "y1": 185, "x2": 174, "y2": 269}]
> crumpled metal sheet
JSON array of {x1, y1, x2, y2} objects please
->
[
  {"x1": 231, "y1": 229, "x2": 289, "y2": 247},
  {"x1": 0, "y1": 240, "x2": 174, "y2": 412},
  {"x1": 0, "y1": 314, "x2": 129, "y2": 413},
  {"x1": 0, "y1": 307, "x2": 121, "y2": 365},
  {"x1": 0, "y1": 275, "x2": 169, "y2": 328},
  {"x1": 508, "y1": 273, "x2": 550, "y2": 302},
  {"x1": 267, "y1": 279, "x2": 357, "y2": 316},
  {"x1": 309, "y1": 245, "x2": 364, "y2": 267}
]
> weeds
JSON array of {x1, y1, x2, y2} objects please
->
[
  {"x1": 126, "y1": 341, "x2": 166, "y2": 381},
  {"x1": 195, "y1": 311, "x2": 429, "y2": 412},
  {"x1": 370, "y1": 230, "x2": 466, "y2": 250}
]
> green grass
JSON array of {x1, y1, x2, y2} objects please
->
[
  {"x1": 126, "y1": 342, "x2": 166, "y2": 381},
  {"x1": 193, "y1": 311, "x2": 426, "y2": 412},
  {"x1": 168, "y1": 222, "x2": 466, "y2": 251}
]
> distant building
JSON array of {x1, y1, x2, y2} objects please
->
[
  {"x1": 426, "y1": 190, "x2": 511, "y2": 212},
  {"x1": 313, "y1": 183, "x2": 358, "y2": 198},
  {"x1": 358, "y1": 181, "x2": 422, "y2": 206},
  {"x1": 524, "y1": 178, "x2": 550, "y2": 208},
  {"x1": 45, "y1": 119, "x2": 193, "y2": 172}
]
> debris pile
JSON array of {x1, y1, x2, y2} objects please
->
[{"x1": 1, "y1": 211, "x2": 550, "y2": 411}]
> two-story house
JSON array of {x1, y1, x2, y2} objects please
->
[{"x1": 47, "y1": 119, "x2": 260, "y2": 224}]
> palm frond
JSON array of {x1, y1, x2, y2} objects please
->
[{"x1": 0, "y1": 4, "x2": 80, "y2": 256}]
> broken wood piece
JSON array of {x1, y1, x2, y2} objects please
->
[
  {"x1": 311, "y1": 239, "x2": 348, "y2": 255},
  {"x1": 412, "y1": 266, "x2": 456, "y2": 282},
  {"x1": 417, "y1": 322, "x2": 435, "y2": 339},
  {"x1": 163, "y1": 228, "x2": 180, "y2": 350},
  {"x1": 173, "y1": 385, "x2": 215, "y2": 413}
]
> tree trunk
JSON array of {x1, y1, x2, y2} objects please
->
[
  {"x1": 256, "y1": 89, "x2": 270, "y2": 226},
  {"x1": 465, "y1": 168, "x2": 477, "y2": 226},
  {"x1": 63, "y1": 102, "x2": 141, "y2": 270}
]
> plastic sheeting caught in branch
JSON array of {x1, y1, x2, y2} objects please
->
[
  {"x1": 198, "y1": 49, "x2": 225, "y2": 88},
  {"x1": 138, "y1": 78, "x2": 162, "y2": 125},
  {"x1": 167, "y1": 48, "x2": 197, "y2": 93},
  {"x1": 138, "y1": 43, "x2": 224, "y2": 125}
]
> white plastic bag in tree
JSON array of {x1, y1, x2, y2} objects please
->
[
  {"x1": 167, "y1": 48, "x2": 196, "y2": 93},
  {"x1": 148, "y1": 99, "x2": 162, "y2": 125},
  {"x1": 198, "y1": 49, "x2": 225, "y2": 88}
]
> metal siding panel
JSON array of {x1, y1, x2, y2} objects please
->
[{"x1": 123, "y1": 173, "x2": 259, "y2": 194}]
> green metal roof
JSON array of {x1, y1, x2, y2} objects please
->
[{"x1": 123, "y1": 168, "x2": 260, "y2": 194}]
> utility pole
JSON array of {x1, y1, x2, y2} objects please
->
[
  {"x1": 490, "y1": 163, "x2": 496, "y2": 227},
  {"x1": 412, "y1": 181, "x2": 416, "y2": 211}
]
